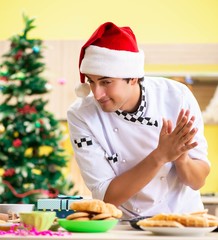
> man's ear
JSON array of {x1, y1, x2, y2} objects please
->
[{"x1": 130, "y1": 78, "x2": 139, "y2": 85}]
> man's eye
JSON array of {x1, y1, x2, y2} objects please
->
[
  {"x1": 87, "y1": 79, "x2": 93, "y2": 84},
  {"x1": 102, "y1": 81, "x2": 111, "y2": 85}
]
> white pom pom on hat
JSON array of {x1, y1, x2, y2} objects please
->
[
  {"x1": 75, "y1": 82, "x2": 90, "y2": 98},
  {"x1": 75, "y1": 22, "x2": 145, "y2": 97}
]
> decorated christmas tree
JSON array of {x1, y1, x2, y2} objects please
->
[{"x1": 0, "y1": 15, "x2": 73, "y2": 204}]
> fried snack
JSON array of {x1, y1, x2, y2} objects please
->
[
  {"x1": 0, "y1": 213, "x2": 9, "y2": 222},
  {"x1": 105, "y1": 203, "x2": 123, "y2": 218},
  {"x1": 105, "y1": 217, "x2": 116, "y2": 220},
  {"x1": 71, "y1": 217, "x2": 91, "y2": 221},
  {"x1": 191, "y1": 210, "x2": 218, "y2": 227},
  {"x1": 190, "y1": 210, "x2": 218, "y2": 227},
  {"x1": 179, "y1": 215, "x2": 210, "y2": 227},
  {"x1": 150, "y1": 213, "x2": 206, "y2": 227},
  {"x1": 190, "y1": 209, "x2": 208, "y2": 216},
  {"x1": 66, "y1": 212, "x2": 91, "y2": 220},
  {"x1": 70, "y1": 199, "x2": 108, "y2": 214},
  {"x1": 91, "y1": 213, "x2": 112, "y2": 220},
  {"x1": 149, "y1": 212, "x2": 218, "y2": 227},
  {"x1": 70, "y1": 199, "x2": 123, "y2": 219},
  {"x1": 137, "y1": 219, "x2": 185, "y2": 228},
  {"x1": 204, "y1": 214, "x2": 218, "y2": 227}
]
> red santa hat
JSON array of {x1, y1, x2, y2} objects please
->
[{"x1": 75, "y1": 22, "x2": 145, "y2": 97}]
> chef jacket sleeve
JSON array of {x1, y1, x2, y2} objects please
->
[{"x1": 67, "y1": 107, "x2": 117, "y2": 200}]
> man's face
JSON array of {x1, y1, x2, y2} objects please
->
[{"x1": 86, "y1": 74, "x2": 140, "y2": 112}]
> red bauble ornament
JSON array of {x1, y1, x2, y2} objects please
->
[
  {"x1": 0, "y1": 76, "x2": 8, "y2": 81},
  {"x1": 13, "y1": 138, "x2": 22, "y2": 147},
  {"x1": 18, "y1": 105, "x2": 37, "y2": 114},
  {"x1": 14, "y1": 50, "x2": 23, "y2": 60},
  {"x1": 3, "y1": 168, "x2": 16, "y2": 177}
]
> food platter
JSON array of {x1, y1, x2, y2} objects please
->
[{"x1": 140, "y1": 226, "x2": 217, "y2": 236}]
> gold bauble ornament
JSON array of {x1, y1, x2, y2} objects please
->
[
  {"x1": 0, "y1": 124, "x2": 5, "y2": 134},
  {"x1": 24, "y1": 148, "x2": 33, "y2": 157},
  {"x1": 14, "y1": 131, "x2": 19, "y2": 137}
]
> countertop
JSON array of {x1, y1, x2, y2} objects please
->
[
  {"x1": 202, "y1": 196, "x2": 218, "y2": 204},
  {"x1": 1, "y1": 224, "x2": 218, "y2": 240}
]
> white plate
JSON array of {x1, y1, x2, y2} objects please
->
[{"x1": 140, "y1": 226, "x2": 217, "y2": 236}]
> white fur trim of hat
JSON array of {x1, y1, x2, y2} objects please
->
[{"x1": 80, "y1": 45, "x2": 144, "y2": 78}]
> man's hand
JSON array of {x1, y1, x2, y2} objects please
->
[
  {"x1": 154, "y1": 108, "x2": 210, "y2": 189},
  {"x1": 156, "y1": 109, "x2": 198, "y2": 164}
]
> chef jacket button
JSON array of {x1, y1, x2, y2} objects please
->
[
  {"x1": 113, "y1": 128, "x2": 118, "y2": 132},
  {"x1": 134, "y1": 208, "x2": 141, "y2": 213},
  {"x1": 122, "y1": 159, "x2": 126, "y2": 163},
  {"x1": 160, "y1": 176, "x2": 165, "y2": 180}
]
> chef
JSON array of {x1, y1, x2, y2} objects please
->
[{"x1": 67, "y1": 22, "x2": 210, "y2": 219}]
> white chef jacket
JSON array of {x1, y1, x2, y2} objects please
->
[{"x1": 67, "y1": 76, "x2": 209, "y2": 219}]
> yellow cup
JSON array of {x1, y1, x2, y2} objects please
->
[{"x1": 19, "y1": 211, "x2": 56, "y2": 231}]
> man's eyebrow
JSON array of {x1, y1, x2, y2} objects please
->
[
  {"x1": 85, "y1": 75, "x2": 110, "y2": 81},
  {"x1": 97, "y1": 76, "x2": 110, "y2": 80}
]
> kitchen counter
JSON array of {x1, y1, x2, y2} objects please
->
[
  {"x1": 1, "y1": 224, "x2": 218, "y2": 240},
  {"x1": 202, "y1": 195, "x2": 218, "y2": 216},
  {"x1": 202, "y1": 196, "x2": 218, "y2": 204}
]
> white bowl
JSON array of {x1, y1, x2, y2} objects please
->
[{"x1": 0, "y1": 204, "x2": 35, "y2": 214}]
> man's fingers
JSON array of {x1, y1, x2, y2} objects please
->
[
  {"x1": 176, "y1": 109, "x2": 185, "y2": 125},
  {"x1": 174, "y1": 115, "x2": 188, "y2": 135},
  {"x1": 160, "y1": 118, "x2": 168, "y2": 136},
  {"x1": 181, "y1": 141, "x2": 198, "y2": 151}
]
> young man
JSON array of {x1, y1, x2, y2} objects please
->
[{"x1": 67, "y1": 22, "x2": 210, "y2": 219}]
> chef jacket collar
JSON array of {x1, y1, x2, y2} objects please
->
[{"x1": 115, "y1": 83, "x2": 147, "y2": 124}]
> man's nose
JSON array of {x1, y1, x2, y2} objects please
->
[{"x1": 92, "y1": 85, "x2": 105, "y2": 100}]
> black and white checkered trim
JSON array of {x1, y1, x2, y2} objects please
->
[
  {"x1": 116, "y1": 84, "x2": 158, "y2": 127},
  {"x1": 74, "y1": 137, "x2": 93, "y2": 148},
  {"x1": 106, "y1": 153, "x2": 118, "y2": 163}
]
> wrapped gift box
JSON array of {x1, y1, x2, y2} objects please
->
[{"x1": 37, "y1": 195, "x2": 83, "y2": 218}]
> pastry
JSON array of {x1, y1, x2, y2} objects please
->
[
  {"x1": 137, "y1": 211, "x2": 218, "y2": 228},
  {"x1": 137, "y1": 219, "x2": 185, "y2": 228},
  {"x1": 105, "y1": 203, "x2": 123, "y2": 218},
  {"x1": 66, "y1": 212, "x2": 90, "y2": 220},
  {"x1": 91, "y1": 213, "x2": 112, "y2": 220},
  {"x1": 70, "y1": 199, "x2": 108, "y2": 214},
  {"x1": 70, "y1": 199, "x2": 123, "y2": 218}
]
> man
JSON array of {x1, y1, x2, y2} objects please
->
[{"x1": 67, "y1": 22, "x2": 210, "y2": 219}]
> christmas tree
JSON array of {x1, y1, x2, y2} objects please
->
[{"x1": 0, "y1": 14, "x2": 73, "y2": 204}]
